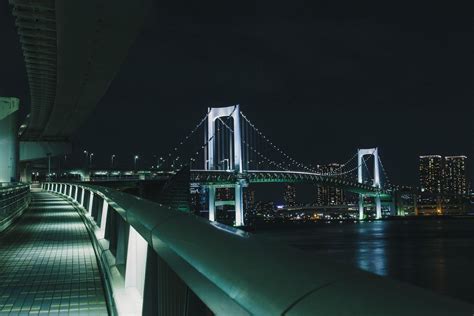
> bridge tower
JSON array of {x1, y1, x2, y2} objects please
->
[
  {"x1": 206, "y1": 105, "x2": 245, "y2": 226},
  {"x1": 357, "y1": 148, "x2": 382, "y2": 220}
]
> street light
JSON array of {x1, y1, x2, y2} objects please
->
[
  {"x1": 111, "y1": 154, "x2": 116, "y2": 168},
  {"x1": 47, "y1": 153, "x2": 51, "y2": 181},
  {"x1": 220, "y1": 159, "x2": 229, "y2": 170},
  {"x1": 89, "y1": 153, "x2": 94, "y2": 167},
  {"x1": 134, "y1": 155, "x2": 139, "y2": 171}
]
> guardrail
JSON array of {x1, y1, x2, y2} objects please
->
[
  {"x1": 43, "y1": 182, "x2": 474, "y2": 316},
  {"x1": 0, "y1": 183, "x2": 30, "y2": 232}
]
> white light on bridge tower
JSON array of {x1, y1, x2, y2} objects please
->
[
  {"x1": 357, "y1": 148, "x2": 382, "y2": 220},
  {"x1": 206, "y1": 104, "x2": 242, "y2": 172},
  {"x1": 206, "y1": 105, "x2": 245, "y2": 226}
]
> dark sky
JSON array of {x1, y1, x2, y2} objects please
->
[{"x1": 1, "y1": 1, "x2": 472, "y2": 186}]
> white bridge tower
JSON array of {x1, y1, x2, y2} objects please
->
[
  {"x1": 206, "y1": 105, "x2": 245, "y2": 226},
  {"x1": 357, "y1": 148, "x2": 382, "y2": 220}
]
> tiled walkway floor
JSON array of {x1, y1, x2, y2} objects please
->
[{"x1": 0, "y1": 191, "x2": 108, "y2": 315}]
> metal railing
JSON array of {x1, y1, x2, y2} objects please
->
[
  {"x1": 0, "y1": 183, "x2": 31, "y2": 232},
  {"x1": 43, "y1": 182, "x2": 474, "y2": 316}
]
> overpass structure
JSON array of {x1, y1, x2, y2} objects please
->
[{"x1": 1, "y1": 0, "x2": 149, "y2": 181}]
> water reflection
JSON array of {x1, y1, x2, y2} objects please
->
[
  {"x1": 257, "y1": 219, "x2": 474, "y2": 304},
  {"x1": 354, "y1": 222, "x2": 387, "y2": 276}
]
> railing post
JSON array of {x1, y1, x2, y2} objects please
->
[
  {"x1": 88, "y1": 191, "x2": 94, "y2": 215},
  {"x1": 124, "y1": 226, "x2": 148, "y2": 314},
  {"x1": 74, "y1": 185, "x2": 78, "y2": 201},
  {"x1": 80, "y1": 187, "x2": 85, "y2": 207},
  {"x1": 97, "y1": 199, "x2": 108, "y2": 239}
]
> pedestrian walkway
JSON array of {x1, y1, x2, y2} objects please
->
[{"x1": 0, "y1": 191, "x2": 108, "y2": 315}]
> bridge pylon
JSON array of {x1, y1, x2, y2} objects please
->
[
  {"x1": 206, "y1": 105, "x2": 245, "y2": 226},
  {"x1": 357, "y1": 148, "x2": 382, "y2": 219}
]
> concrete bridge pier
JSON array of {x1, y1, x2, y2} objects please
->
[
  {"x1": 234, "y1": 181, "x2": 245, "y2": 226},
  {"x1": 0, "y1": 97, "x2": 19, "y2": 183},
  {"x1": 375, "y1": 195, "x2": 382, "y2": 219},
  {"x1": 358, "y1": 194, "x2": 365, "y2": 220},
  {"x1": 208, "y1": 186, "x2": 216, "y2": 222}
]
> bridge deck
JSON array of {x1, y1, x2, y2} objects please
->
[{"x1": 0, "y1": 191, "x2": 108, "y2": 315}]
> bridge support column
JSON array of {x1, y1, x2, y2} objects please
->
[
  {"x1": 0, "y1": 97, "x2": 19, "y2": 183},
  {"x1": 390, "y1": 195, "x2": 397, "y2": 216},
  {"x1": 235, "y1": 182, "x2": 244, "y2": 226},
  {"x1": 358, "y1": 194, "x2": 364, "y2": 220},
  {"x1": 375, "y1": 195, "x2": 382, "y2": 219},
  {"x1": 208, "y1": 186, "x2": 216, "y2": 222}
]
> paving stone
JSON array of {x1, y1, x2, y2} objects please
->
[{"x1": 0, "y1": 192, "x2": 108, "y2": 315}]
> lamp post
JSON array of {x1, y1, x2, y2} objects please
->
[
  {"x1": 83, "y1": 150, "x2": 88, "y2": 167},
  {"x1": 220, "y1": 158, "x2": 229, "y2": 170},
  {"x1": 111, "y1": 154, "x2": 116, "y2": 169},
  {"x1": 134, "y1": 155, "x2": 139, "y2": 172},
  {"x1": 47, "y1": 153, "x2": 51, "y2": 181},
  {"x1": 89, "y1": 153, "x2": 94, "y2": 168}
]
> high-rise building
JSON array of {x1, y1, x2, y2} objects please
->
[
  {"x1": 216, "y1": 187, "x2": 233, "y2": 200},
  {"x1": 443, "y1": 156, "x2": 467, "y2": 195},
  {"x1": 419, "y1": 155, "x2": 442, "y2": 194},
  {"x1": 190, "y1": 183, "x2": 206, "y2": 213},
  {"x1": 315, "y1": 163, "x2": 345, "y2": 205},
  {"x1": 283, "y1": 184, "x2": 296, "y2": 207},
  {"x1": 244, "y1": 187, "x2": 255, "y2": 210}
]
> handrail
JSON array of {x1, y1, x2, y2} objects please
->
[
  {"x1": 45, "y1": 182, "x2": 474, "y2": 315},
  {"x1": 0, "y1": 183, "x2": 30, "y2": 231}
]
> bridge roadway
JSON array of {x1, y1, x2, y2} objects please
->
[
  {"x1": 190, "y1": 169, "x2": 392, "y2": 198},
  {"x1": 0, "y1": 191, "x2": 108, "y2": 315}
]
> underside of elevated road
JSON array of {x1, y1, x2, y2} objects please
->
[
  {"x1": 0, "y1": 191, "x2": 108, "y2": 314},
  {"x1": 10, "y1": 0, "x2": 149, "y2": 141}
]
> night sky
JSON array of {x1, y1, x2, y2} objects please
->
[{"x1": 0, "y1": 1, "x2": 472, "y2": 186}]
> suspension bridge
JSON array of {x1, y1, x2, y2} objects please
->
[{"x1": 158, "y1": 104, "x2": 393, "y2": 226}]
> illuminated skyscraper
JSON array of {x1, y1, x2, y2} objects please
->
[
  {"x1": 283, "y1": 184, "x2": 296, "y2": 207},
  {"x1": 419, "y1": 155, "x2": 442, "y2": 194},
  {"x1": 315, "y1": 163, "x2": 345, "y2": 205},
  {"x1": 216, "y1": 187, "x2": 233, "y2": 200},
  {"x1": 244, "y1": 187, "x2": 255, "y2": 210},
  {"x1": 443, "y1": 156, "x2": 467, "y2": 195}
]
